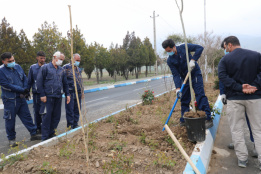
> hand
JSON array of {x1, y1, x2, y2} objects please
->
[
  {"x1": 66, "y1": 96, "x2": 71, "y2": 104},
  {"x1": 41, "y1": 96, "x2": 47, "y2": 103},
  {"x1": 176, "y1": 88, "x2": 182, "y2": 99},
  {"x1": 81, "y1": 93, "x2": 84, "y2": 99},
  {"x1": 242, "y1": 84, "x2": 257, "y2": 94},
  {"x1": 221, "y1": 94, "x2": 227, "y2": 105},
  {"x1": 25, "y1": 93, "x2": 31, "y2": 101},
  {"x1": 189, "y1": 60, "x2": 195, "y2": 70}
]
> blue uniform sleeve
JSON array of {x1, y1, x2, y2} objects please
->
[
  {"x1": 62, "y1": 70, "x2": 70, "y2": 96},
  {"x1": 27, "y1": 66, "x2": 33, "y2": 91},
  {"x1": 167, "y1": 58, "x2": 182, "y2": 88},
  {"x1": 187, "y1": 43, "x2": 204, "y2": 61},
  {"x1": 37, "y1": 66, "x2": 46, "y2": 97},
  {"x1": 250, "y1": 53, "x2": 261, "y2": 90},
  {"x1": 218, "y1": 58, "x2": 242, "y2": 92},
  {"x1": 219, "y1": 80, "x2": 226, "y2": 95},
  {"x1": 23, "y1": 71, "x2": 28, "y2": 89},
  {"x1": 0, "y1": 70, "x2": 25, "y2": 93}
]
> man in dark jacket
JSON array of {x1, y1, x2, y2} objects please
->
[
  {"x1": 162, "y1": 39, "x2": 213, "y2": 128},
  {"x1": 219, "y1": 41, "x2": 257, "y2": 157},
  {"x1": 218, "y1": 36, "x2": 261, "y2": 169},
  {"x1": 63, "y1": 53, "x2": 83, "y2": 129},
  {"x1": 37, "y1": 51, "x2": 70, "y2": 141},
  {"x1": 0, "y1": 52, "x2": 41, "y2": 147},
  {"x1": 27, "y1": 51, "x2": 46, "y2": 133}
]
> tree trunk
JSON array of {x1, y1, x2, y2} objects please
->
[
  {"x1": 114, "y1": 70, "x2": 117, "y2": 82},
  {"x1": 145, "y1": 66, "x2": 148, "y2": 77},
  {"x1": 135, "y1": 67, "x2": 139, "y2": 79},
  {"x1": 100, "y1": 69, "x2": 103, "y2": 79},
  {"x1": 96, "y1": 67, "x2": 99, "y2": 84}
]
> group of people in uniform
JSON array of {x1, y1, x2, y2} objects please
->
[{"x1": 0, "y1": 51, "x2": 83, "y2": 147}]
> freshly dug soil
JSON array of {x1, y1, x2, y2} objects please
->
[
  {"x1": 1, "y1": 79, "x2": 219, "y2": 174},
  {"x1": 184, "y1": 110, "x2": 206, "y2": 118}
]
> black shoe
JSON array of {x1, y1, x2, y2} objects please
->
[
  {"x1": 228, "y1": 143, "x2": 234, "y2": 149},
  {"x1": 205, "y1": 119, "x2": 213, "y2": 129},
  {"x1": 9, "y1": 139, "x2": 18, "y2": 147},
  {"x1": 180, "y1": 122, "x2": 186, "y2": 127},
  {"x1": 49, "y1": 133, "x2": 56, "y2": 139},
  {"x1": 30, "y1": 134, "x2": 42, "y2": 141},
  {"x1": 73, "y1": 125, "x2": 80, "y2": 129}
]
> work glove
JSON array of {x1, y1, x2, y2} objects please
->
[
  {"x1": 189, "y1": 60, "x2": 195, "y2": 70},
  {"x1": 221, "y1": 94, "x2": 227, "y2": 105},
  {"x1": 176, "y1": 89, "x2": 182, "y2": 99}
]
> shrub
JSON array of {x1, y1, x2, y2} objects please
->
[{"x1": 141, "y1": 90, "x2": 155, "y2": 105}]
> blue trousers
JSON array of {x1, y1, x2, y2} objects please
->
[
  {"x1": 180, "y1": 73, "x2": 211, "y2": 122},
  {"x1": 3, "y1": 97, "x2": 37, "y2": 140},
  {"x1": 33, "y1": 93, "x2": 46, "y2": 130},
  {"x1": 41, "y1": 97, "x2": 62, "y2": 140},
  {"x1": 65, "y1": 92, "x2": 81, "y2": 129},
  {"x1": 245, "y1": 113, "x2": 254, "y2": 142}
]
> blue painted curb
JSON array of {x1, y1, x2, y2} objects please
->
[{"x1": 183, "y1": 95, "x2": 223, "y2": 174}]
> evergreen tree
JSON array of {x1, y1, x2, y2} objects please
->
[{"x1": 33, "y1": 21, "x2": 62, "y2": 62}]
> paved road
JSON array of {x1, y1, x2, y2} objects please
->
[{"x1": 0, "y1": 77, "x2": 174, "y2": 155}]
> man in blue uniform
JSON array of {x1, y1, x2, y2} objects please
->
[
  {"x1": 27, "y1": 51, "x2": 46, "y2": 133},
  {"x1": 0, "y1": 52, "x2": 41, "y2": 147},
  {"x1": 63, "y1": 53, "x2": 83, "y2": 129},
  {"x1": 162, "y1": 39, "x2": 213, "y2": 128},
  {"x1": 37, "y1": 51, "x2": 70, "y2": 141}
]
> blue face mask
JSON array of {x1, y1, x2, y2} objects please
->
[
  {"x1": 74, "y1": 61, "x2": 80, "y2": 67},
  {"x1": 224, "y1": 49, "x2": 229, "y2": 55},
  {"x1": 167, "y1": 51, "x2": 174, "y2": 56},
  {"x1": 7, "y1": 61, "x2": 15, "y2": 68}
]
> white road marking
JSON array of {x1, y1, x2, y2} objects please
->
[
  {"x1": 85, "y1": 97, "x2": 109, "y2": 104},
  {"x1": 133, "y1": 86, "x2": 151, "y2": 92}
]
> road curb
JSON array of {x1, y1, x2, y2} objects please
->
[
  {"x1": 183, "y1": 95, "x2": 223, "y2": 174},
  {"x1": 0, "y1": 89, "x2": 172, "y2": 163},
  {"x1": 0, "y1": 75, "x2": 172, "y2": 110}
]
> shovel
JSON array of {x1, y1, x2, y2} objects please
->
[{"x1": 162, "y1": 72, "x2": 189, "y2": 131}]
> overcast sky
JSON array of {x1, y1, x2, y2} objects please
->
[{"x1": 1, "y1": 0, "x2": 261, "y2": 55}]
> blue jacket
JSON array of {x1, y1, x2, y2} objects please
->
[
  {"x1": 218, "y1": 48, "x2": 261, "y2": 99},
  {"x1": 36, "y1": 62, "x2": 69, "y2": 98},
  {"x1": 167, "y1": 43, "x2": 203, "y2": 88},
  {"x1": 28, "y1": 63, "x2": 45, "y2": 94},
  {"x1": 63, "y1": 63, "x2": 83, "y2": 92},
  {"x1": 0, "y1": 64, "x2": 27, "y2": 99}
]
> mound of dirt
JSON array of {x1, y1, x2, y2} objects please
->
[{"x1": 184, "y1": 110, "x2": 206, "y2": 118}]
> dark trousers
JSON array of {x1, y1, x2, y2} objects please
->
[
  {"x1": 3, "y1": 97, "x2": 37, "y2": 140},
  {"x1": 41, "y1": 97, "x2": 62, "y2": 140},
  {"x1": 180, "y1": 73, "x2": 211, "y2": 122},
  {"x1": 65, "y1": 92, "x2": 81, "y2": 129},
  {"x1": 33, "y1": 93, "x2": 46, "y2": 130}
]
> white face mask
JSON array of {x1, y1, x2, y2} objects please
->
[{"x1": 56, "y1": 59, "x2": 63, "y2": 66}]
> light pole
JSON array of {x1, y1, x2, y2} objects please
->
[{"x1": 150, "y1": 11, "x2": 159, "y2": 75}]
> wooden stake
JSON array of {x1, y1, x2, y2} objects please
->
[
  {"x1": 68, "y1": 5, "x2": 89, "y2": 166},
  {"x1": 164, "y1": 125, "x2": 201, "y2": 174}
]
